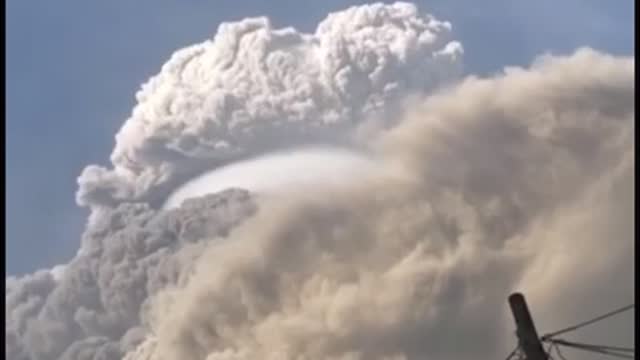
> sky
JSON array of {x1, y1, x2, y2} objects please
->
[{"x1": 5, "y1": 0, "x2": 633, "y2": 275}]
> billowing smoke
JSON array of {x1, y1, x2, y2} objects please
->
[
  {"x1": 76, "y1": 2, "x2": 463, "y2": 209},
  {"x1": 122, "y1": 48, "x2": 634, "y2": 360},
  {"x1": 6, "y1": 2, "x2": 634, "y2": 360},
  {"x1": 6, "y1": 189, "x2": 257, "y2": 360}
]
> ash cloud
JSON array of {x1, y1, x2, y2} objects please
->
[
  {"x1": 6, "y1": 2, "x2": 634, "y2": 360},
  {"x1": 76, "y1": 2, "x2": 462, "y2": 209},
  {"x1": 125, "y1": 49, "x2": 634, "y2": 360},
  {"x1": 6, "y1": 190, "x2": 257, "y2": 360}
]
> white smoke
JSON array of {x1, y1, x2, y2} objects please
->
[
  {"x1": 6, "y1": 2, "x2": 634, "y2": 360},
  {"x1": 76, "y1": 2, "x2": 462, "y2": 209}
]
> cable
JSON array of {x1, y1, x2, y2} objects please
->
[
  {"x1": 548, "y1": 339, "x2": 634, "y2": 359},
  {"x1": 545, "y1": 342, "x2": 555, "y2": 360},
  {"x1": 541, "y1": 303, "x2": 634, "y2": 340},
  {"x1": 568, "y1": 343, "x2": 633, "y2": 353},
  {"x1": 544, "y1": 338, "x2": 634, "y2": 353},
  {"x1": 558, "y1": 344, "x2": 633, "y2": 359},
  {"x1": 504, "y1": 346, "x2": 520, "y2": 360},
  {"x1": 552, "y1": 344, "x2": 568, "y2": 360}
]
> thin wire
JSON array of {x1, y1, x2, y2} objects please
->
[
  {"x1": 541, "y1": 304, "x2": 634, "y2": 340},
  {"x1": 552, "y1": 344, "x2": 568, "y2": 360},
  {"x1": 559, "y1": 344, "x2": 633, "y2": 357},
  {"x1": 504, "y1": 346, "x2": 520, "y2": 360},
  {"x1": 560, "y1": 346, "x2": 633, "y2": 358},
  {"x1": 566, "y1": 343, "x2": 633, "y2": 353},
  {"x1": 544, "y1": 338, "x2": 634, "y2": 353},
  {"x1": 562, "y1": 346, "x2": 631, "y2": 359},
  {"x1": 545, "y1": 342, "x2": 555, "y2": 360},
  {"x1": 550, "y1": 340, "x2": 634, "y2": 359}
]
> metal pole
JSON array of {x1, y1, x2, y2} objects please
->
[{"x1": 508, "y1": 293, "x2": 548, "y2": 360}]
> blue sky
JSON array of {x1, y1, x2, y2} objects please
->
[{"x1": 6, "y1": 0, "x2": 633, "y2": 275}]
